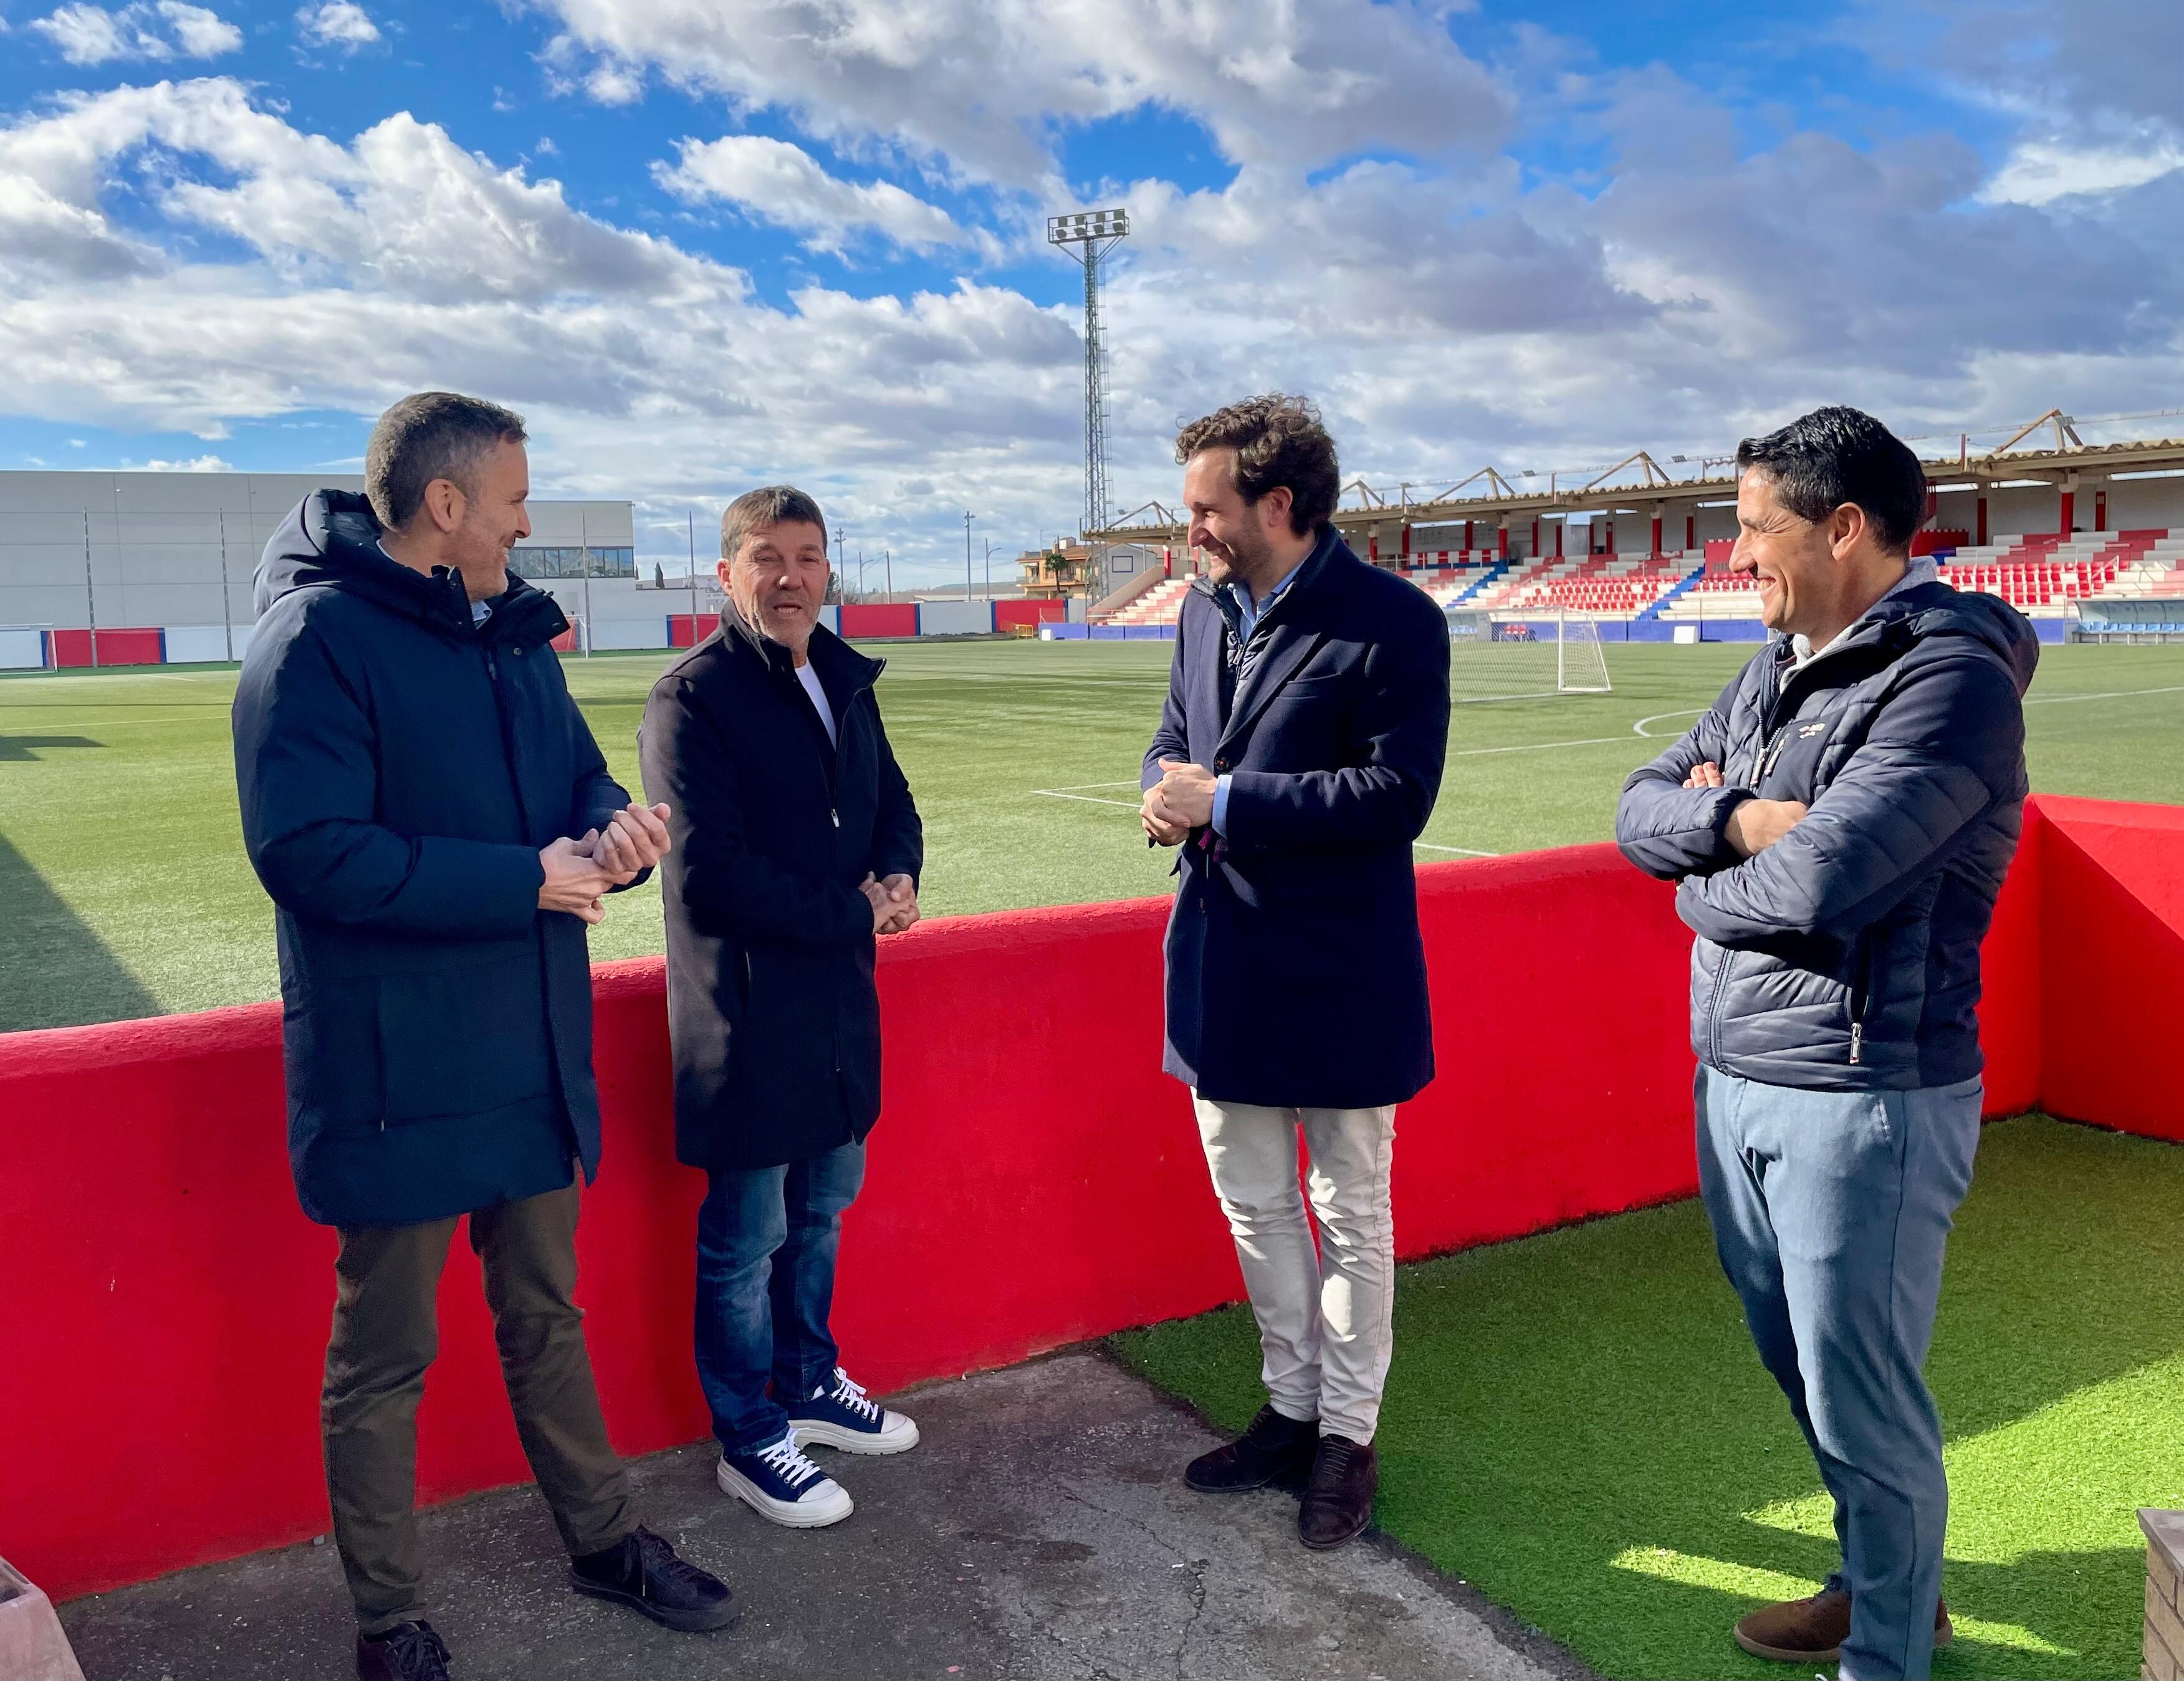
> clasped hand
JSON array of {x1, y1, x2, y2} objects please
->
[
  {"x1": 1684, "y1": 762, "x2": 1809, "y2": 858},
  {"x1": 1141, "y1": 757, "x2": 1218, "y2": 846},
  {"x1": 537, "y1": 801, "x2": 674, "y2": 924},
  {"x1": 861, "y1": 872, "x2": 919, "y2": 936}
]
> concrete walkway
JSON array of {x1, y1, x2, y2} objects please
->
[{"x1": 59, "y1": 1352, "x2": 1588, "y2": 1681}]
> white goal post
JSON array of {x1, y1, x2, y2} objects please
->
[{"x1": 1443, "y1": 608, "x2": 1612, "y2": 701}]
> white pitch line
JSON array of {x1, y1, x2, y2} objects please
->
[
  {"x1": 2024, "y1": 684, "x2": 2184, "y2": 706},
  {"x1": 1032, "y1": 790, "x2": 1142, "y2": 808},
  {"x1": 1633, "y1": 708, "x2": 1707, "y2": 737},
  {"x1": 1040, "y1": 780, "x2": 1145, "y2": 792},
  {"x1": 1414, "y1": 842, "x2": 1498, "y2": 856},
  {"x1": 1450, "y1": 735, "x2": 1632, "y2": 756}
]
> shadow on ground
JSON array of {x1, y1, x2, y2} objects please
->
[{"x1": 0, "y1": 820, "x2": 160, "y2": 1032}]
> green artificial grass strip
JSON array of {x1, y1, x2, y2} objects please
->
[
  {"x1": 1112, "y1": 1118, "x2": 2184, "y2": 1680},
  {"x1": 2, "y1": 641, "x2": 2183, "y2": 1030}
]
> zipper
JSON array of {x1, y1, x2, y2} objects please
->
[
  {"x1": 1847, "y1": 931, "x2": 1876, "y2": 1066},
  {"x1": 1705, "y1": 943, "x2": 1732, "y2": 1066},
  {"x1": 831, "y1": 808, "x2": 840, "y2": 828}
]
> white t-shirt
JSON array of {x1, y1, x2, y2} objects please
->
[{"x1": 795, "y1": 660, "x2": 837, "y2": 746}]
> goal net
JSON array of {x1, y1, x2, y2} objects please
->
[{"x1": 1444, "y1": 608, "x2": 1612, "y2": 701}]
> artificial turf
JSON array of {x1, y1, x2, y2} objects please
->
[
  {"x1": 1111, "y1": 1116, "x2": 2184, "y2": 1680},
  {"x1": 1, "y1": 639, "x2": 2182, "y2": 1032}
]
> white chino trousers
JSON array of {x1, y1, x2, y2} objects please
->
[{"x1": 1190, "y1": 1096, "x2": 1399, "y2": 1445}]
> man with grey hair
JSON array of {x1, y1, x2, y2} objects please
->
[
  {"x1": 236, "y1": 391, "x2": 735, "y2": 1681},
  {"x1": 642, "y1": 486, "x2": 924, "y2": 1531}
]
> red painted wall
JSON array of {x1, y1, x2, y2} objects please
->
[
  {"x1": 667, "y1": 613, "x2": 721, "y2": 648},
  {"x1": 3, "y1": 807, "x2": 2179, "y2": 1602},
  {"x1": 46, "y1": 628, "x2": 165, "y2": 668},
  {"x1": 994, "y1": 600, "x2": 1066, "y2": 632},
  {"x1": 839, "y1": 603, "x2": 919, "y2": 639}
]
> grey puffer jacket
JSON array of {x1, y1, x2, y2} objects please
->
[{"x1": 1616, "y1": 582, "x2": 2038, "y2": 1091}]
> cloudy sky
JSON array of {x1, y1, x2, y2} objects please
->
[{"x1": 0, "y1": 0, "x2": 2178, "y2": 579}]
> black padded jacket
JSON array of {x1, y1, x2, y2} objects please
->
[{"x1": 1616, "y1": 582, "x2": 2038, "y2": 1090}]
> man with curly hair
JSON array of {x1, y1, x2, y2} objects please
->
[{"x1": 1142, "y1": 394, "x2": 1451, "y2": 1549}]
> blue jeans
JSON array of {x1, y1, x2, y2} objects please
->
[
  {"x1": 694, "y1": 1141, "x2": 866, "y2": 1454},
  {"x1": 1696, "y1": 1066, "x2": 1981, "y2": 1681}
]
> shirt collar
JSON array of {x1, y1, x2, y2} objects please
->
[{"x1": 1790, "y1": 556, "x2": 1938, "y2": 667}]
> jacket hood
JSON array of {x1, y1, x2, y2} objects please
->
[
  {"x1": 255, "y1": 489, "x2": 568, "y2": 647},
  {"x1": 1814, "y1": 578, "x2": 2041, "y2": 700}
]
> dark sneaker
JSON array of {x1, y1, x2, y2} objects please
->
[
  {"x1": 1732, "y1": 1587, "x2": 1954, "y2": 1663},
  {"x1": 717, "y1": 1430, "x2": 855, "y2": 1528},
  {"x1": 786, "y1": 1366, "x2": 920, "y2": 1455},
  {"x1": 356, "y1": 1620, "x2": 451, "y2": 1681},
  {"x1": 1185, "y1": 1404, "x2": 1320, "y2": 1493},
  {"x1": 571, "y1": 1525, "x2": 739, "y2": 1634},
  {"x1": 1298, "y1": 1434, "x2": 1377, "y2": 1550}
]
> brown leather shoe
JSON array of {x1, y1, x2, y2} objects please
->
[
  {"x1": 1298, "y1": 1435, "x2": 1377, "y2": 1550},
  {"x1": 1185, "y1": 1404, "x2": 1318, "y2": 1493},
  {"x1": 1732, "y1": 1588, "x2": 1954, "y2": 1664}
]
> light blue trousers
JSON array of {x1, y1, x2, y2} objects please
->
[{"x1": 1695, "y1": 1065, "x2": 1982, "y2": 1681}]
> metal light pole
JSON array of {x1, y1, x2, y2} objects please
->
[
  {"x1": 687, "y1": 510, "x2": 698, "y2": 620},
  {"x1": 578, "y1": 511, "x2": 593, "y2": 656},
  {"x1": 1046, "y1": 207, "x2": 1130, "y2": 544},
  {"x1": 964, "y1": 510, "x2": 975, "y2": 604},
  {"x1": 984, "y1": 537, "x2": 993, "y2": 599},
  {"x1": 884, "y1": 547, "x2": 893, "y2": 598},
  {"x1": 834, "y1": 528, "x2": 847, "y2": 601}
]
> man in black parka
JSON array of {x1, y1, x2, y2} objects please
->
[
  {"x1": 233, "y1": 393, "x2": 734, "y2": 1681},
  {"x1": 641, "y1": 487, "x2": 924, "y2": 1533}
]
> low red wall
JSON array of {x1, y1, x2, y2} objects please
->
[
  {"x1": 46, "y1": 628, "x2": 165, "y2": 668},
  {"x1": 839, "y1": 603, "x2": 919, "y2": 639},
  {"x1": 995, "y1": 600, "x2": 1067, "y2": 631},
  {"x1": 3, "y1": 802, "x2": 2179, "y2": 1601},
  {"x1": 667, "y1": 613, "x2": 720, "y2": 648}
]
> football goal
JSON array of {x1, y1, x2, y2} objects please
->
[{"x1": 1444, "y1": 608, "x2": 1612, "y2": 701}]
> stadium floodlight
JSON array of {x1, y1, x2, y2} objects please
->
[{"x1": 1047, "y1": 208, "x2": 1131, "y2": 548}]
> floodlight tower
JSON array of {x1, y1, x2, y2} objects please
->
[{"x1": 1046, "y1": 208, "x2": 1131, "y2": 547}]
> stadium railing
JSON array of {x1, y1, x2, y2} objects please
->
[{"x1": 0, "y1": 796, "x2": 2175, "y2": 1600}]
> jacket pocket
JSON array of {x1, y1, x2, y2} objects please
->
[
  {"x1": 376, "y1": 954, "x2": 555, "y2": 1125},
  {"x1": 1846, "y1": 929, "x2": 1877, "y2": 1065}
]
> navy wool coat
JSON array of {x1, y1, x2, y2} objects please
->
[
  {"x1": 234, "y1": 491, "x2": 640, "y2": 1228},
  {"x1": 1142, "y1": 526, "x2": 1452, "y2": 1109},
  {"x1": 640, "y1": 608, "x2": 923, "y2": 1171}
]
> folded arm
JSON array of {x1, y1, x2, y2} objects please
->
[{"x1": 1616, "y1": 680, "x2": 1751, "y2": 881}]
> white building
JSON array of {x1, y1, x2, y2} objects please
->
[{"x1": 0, "y1": 470, "x2": 669, "y2": 667}]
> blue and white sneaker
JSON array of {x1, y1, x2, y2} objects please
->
[
  {"x1": 785, "y1": 1367, "x2": 921, "y2": 1455},
  {"x1": 716, "y1": 1431, "x2": 853, "y2": 1528}
]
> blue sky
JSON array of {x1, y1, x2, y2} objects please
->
[{"x1": 0, "y1": 0, "x2": 2177, "y2": 578}]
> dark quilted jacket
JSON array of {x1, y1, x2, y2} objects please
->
[{"x1": 1616, "y1": 581, "x2": 2038, "y2": 1090}]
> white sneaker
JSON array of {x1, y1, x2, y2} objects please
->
[
  {"x1": 785, "y1": 1367, "x2": 921, "y2": 1456},
  {"x1": 716, "y1": 1432, "x2": 854, "y2": 1528}
]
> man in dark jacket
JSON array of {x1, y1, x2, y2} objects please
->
[
  {"x1": 641, "y1": 486, "x2": 924, "y2": 1531},
  {"x1": 1617, "y1": 407, "x2": 2037, "y2": 1681},
  {"x1": 234, "y1": 393, "x2": 734, "y2": 1681},
  {"x1": 1141, "y1": 395, "x2": 1450, "y2": 1551}
]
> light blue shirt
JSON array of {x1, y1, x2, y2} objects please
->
[{"x1": 1211, "y1": 557, "x2": 1310, "y2": 836}]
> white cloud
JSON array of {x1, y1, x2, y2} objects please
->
[
  {"x1": 141, "y1": 453, "x2": 232, "y2": 469},
  {"x1": 658, "y1": 134, "x2": 970, "y2": 254},
  {"x1": 540, "y1": 0, "x2": 1511, "y2": 186},
  {"x1": 1979, "y1": 136, "x2": 2184, "y2": 206},
  {"x1": 295, "y1": 1, "x2": 381, "y2": 51},
  {"x1": 29, "y1": 1, "x2": 241, "y2": 64}
]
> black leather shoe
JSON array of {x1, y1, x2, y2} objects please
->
[
  {"x1": 571, "y1": 1526, "x2": 739, "y2": 1633},
  {"x1": 1185, "y1": 1404, "x2": 1320, "y2": 1493},
  {"x1": 1298, "y1": 1434, "x2": 1377, "y2": 1550},
  {"x1": 356, "y1": 1621, "x2": 451, "y2": 1681}
]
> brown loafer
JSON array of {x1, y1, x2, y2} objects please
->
[
  {"x1": 1733, "y1": 1588, "x2": 1954, "y2": 1664},
  {"x1": 1298, "y1": 1434, "x2": 1377, "y2": 1550}
]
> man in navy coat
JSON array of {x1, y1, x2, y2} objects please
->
[
  {"x1": 1142, "y1": 394, "x2": 1450, "y2": 1549},
  {"x1": 234, "y1": 392, "x2": 734, "y2": 1680}
]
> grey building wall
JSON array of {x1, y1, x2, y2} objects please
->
[{"x1": 0, "y1": 471, "x2": 635, "y2": 649}]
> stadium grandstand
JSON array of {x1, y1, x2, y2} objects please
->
[{"x1": 1086, "y1": 408, "x2": 2184, "y2": 645}]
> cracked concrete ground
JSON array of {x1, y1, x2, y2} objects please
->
[{"x1": 58, "y1": 1351, "x2": 1588, "y2": 1681}]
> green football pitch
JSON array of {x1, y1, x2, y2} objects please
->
[{"x1": 2, "y1": 638, "x2": 2182, "y2": 1035}]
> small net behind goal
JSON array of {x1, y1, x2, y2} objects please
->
[{"x1": 1444, "y1": 608, "x2": 1612, "y2": 701}]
